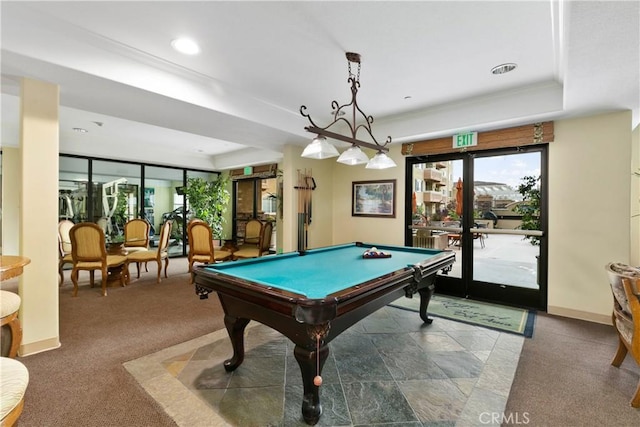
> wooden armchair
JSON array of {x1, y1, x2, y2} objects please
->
[
  {"x1": 187, "y1": 220, "x2": 232, "y2": 283},
  {"x1": 69, "y1": 222, "x2": 128, "y2": 297},
  {"x1": 233, "y1": 221, "x2": 273, "y2": 260},
  {"x1": 126, "y1": 220, "x2": 172, "y2": 283},
  {"x1": 606, "y1": 262, "x2": 640, "y2": 407},
  {"x1": 58, "y1": 219, "x2": 74, "y2": 286}
]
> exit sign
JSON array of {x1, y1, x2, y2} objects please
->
[
  {"x1": 453, "y1": 132, "x2": 478, "y2": 148},
  {"x1": 243, "y1": 166, "x2": 253, "y2": 175}
]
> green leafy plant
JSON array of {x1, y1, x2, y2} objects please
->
[
  {"x1": 515, "y1": 175, "x2": 541, "y2": 246},
  {"x1": 185, "y1": 175, "x2": 231, "y2": 239}
]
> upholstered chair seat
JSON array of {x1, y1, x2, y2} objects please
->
[
  {"x1": 0, "y1": 357, "x2": 29, "y2": 426},
  {"x1": 233, "y1": 221, "x2": 273, "y2": 260},
  {"x1": 69, "y1": 222, "x2": 129, "y2": 297},
  {"x1": 0, "y1": 291, "x2": 22, "y2": 358}
]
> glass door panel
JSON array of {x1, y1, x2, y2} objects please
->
[
  {"x1": 59, "y1": 157, "x2": 89, "y2": 223},
  {"x1": 92, "y1": 160, "x2": 141, "y2": 240},
  {"x1": 146, "y1": 166, "x2": 185, "y2": 257},
  {"x1": 233, "y1": 178, "x2": 277, "y2": 249},
  {"x1": 235, "y1": 179, "x2": 255, "y2": 243},
  {"x1": 472, "y1": 152, "x2": 542, "y2": 290},
  {"x1": 410, "y1": 159, "x2": 463, "y2": 279}
]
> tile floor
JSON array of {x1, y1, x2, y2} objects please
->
[{"x1": 125, "y1": 306, "x2": 524, "y2": 427}]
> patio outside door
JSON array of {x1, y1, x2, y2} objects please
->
[{"x1": 406, "y1": 146, "x2": 547, "y2": 310}]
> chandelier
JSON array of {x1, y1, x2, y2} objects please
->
[{"x1": 299, "y1": 52, "x2": 396, "y2": 169}]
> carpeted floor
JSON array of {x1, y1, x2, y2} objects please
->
[
  {"x1": 8, "y1": 257, "x2": 225, "y2": 427},
  {"x1": 3, "y1": 256, "x2": 640, "y2": 426}
]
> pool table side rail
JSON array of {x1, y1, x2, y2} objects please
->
[
  {"x1": 194, "y1": 247, "x2": 454, "y2": 306},
  {"x1": 323, "y1": 249, "x2": 455, "y2": 301},
  {"x1": 193, "y1": 249, "x2": 455, "y2": 325},
  {"x1": 194, "y1": 266, "x2": 408, "y2": 325}
]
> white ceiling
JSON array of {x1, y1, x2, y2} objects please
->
[{"x1": 1, "y1": 1, "x2": 638, "y2": 171}]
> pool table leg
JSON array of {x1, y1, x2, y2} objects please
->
[
  {"x1": 418, "y1": 282, "x2": 435, "y2": 324},
  {"x1": 294, "y1": 343, "x2": 329, "y2": 425},
  {"x1": 222, "y1": 315, "x2": 251, "y2": 371}
]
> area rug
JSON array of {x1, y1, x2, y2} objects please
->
[{"x1": 389, "y1": 294, "x2": 536, "y2": 337}]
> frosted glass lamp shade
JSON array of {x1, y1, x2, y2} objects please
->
[
  {"x1": 365, "y1": 152, "x2": 397, "y2": 169},
  {"x1": 301, "y1": 135, "x2": 339, "y2": 159},
  {"x1": 337, "y1": 145, "x2": 369, "y2": 165}
]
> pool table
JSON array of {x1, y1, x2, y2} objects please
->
[{"x1": 193, "y1": 242, "x2": 455, "y2": 425}]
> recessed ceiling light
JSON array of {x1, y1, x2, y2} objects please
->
[
  {"x1": 171, "y1": 38, "x2": 200, "y2": 55},
  {"x1": 491, "y1": 63, "x2": 517, "y2": 75},
  {"x1": 72, "y1": 127, "x2": 88, "y2": 133},
  {"x1": 404, "y1": 96, "x2": 412, "y2": 100}
]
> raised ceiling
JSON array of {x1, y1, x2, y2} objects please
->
[{"x1": 1, "y1": 1, "x2": 638, "y2": 170}]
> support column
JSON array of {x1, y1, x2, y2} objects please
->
[{"x1": 19, "y1": 78, "x2": 61, "y2": 355}]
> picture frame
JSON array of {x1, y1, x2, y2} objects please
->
[{"x1": 352, "y1": 179, "x2": 396, "y2": 218}]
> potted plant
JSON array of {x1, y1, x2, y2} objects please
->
[
  {"x1": 184, "y1": 174, "x2": 231, "y2": 241},
  {"x1": 514, "y1": 175, "x2": 541, "y2": 246}
]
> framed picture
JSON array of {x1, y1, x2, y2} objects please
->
[{"x1": 352, "y1": 179, "x2": 396, "y2": 218}]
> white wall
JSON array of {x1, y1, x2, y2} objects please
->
[
  {"x1": 1, "y1": 147, "x2": 20, "y2": 254},
  {"x1": 331, "y1": 145, "x2": 406, "y2": 246},
  {"x1": 548, "y1": 111, "x2": 633, "y2": 323},
  {"x1": 282, "y1": 144, "x2": 406, "y2": 252},
  {"x1": 281, "y1": 145, "x2": 334, "y2": 252}
]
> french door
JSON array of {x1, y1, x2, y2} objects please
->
[{"x1": 405, "y1": 146, "x2": 547, "y2": 310}]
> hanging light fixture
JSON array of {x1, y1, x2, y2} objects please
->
[
  {"x1": 300, "y1": 135, "x2": 339, "y2": 159},
  {"x1": 337, "y1": 145, "x2": 369, "y2": 165},
  {"x1": 300, "y1": 52, "x2": 396, "y2": 168},
  {"x1": 365, "y1": 151, "x2": 397, "y2": 169}
]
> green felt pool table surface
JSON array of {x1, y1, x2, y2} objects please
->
[{"x1": 202, "y1": 242, "x2": 446, "y2": 299}]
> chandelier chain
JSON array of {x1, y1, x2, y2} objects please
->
[{"x1": 348, "y1": 60, "x2": 361, "y2": 83}]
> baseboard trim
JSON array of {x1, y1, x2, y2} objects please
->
[
  {"x1": 19, "y1": 336, "x2": 61, "y2": 356},
  {"x1": 547, "y1": 305, "x2": 611, "y2": 325}
]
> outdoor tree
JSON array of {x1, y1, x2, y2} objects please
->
[{"x1": 515, "y1": 175, "x2": 541, "y2": 246}]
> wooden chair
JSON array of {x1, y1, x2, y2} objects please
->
[
  {"x1": 606, "y1": 262, "x2": 640, "y2": 407},
  {"x1": 233, "y1": 221, "x2": 273, "y2": 260},
  {"x1": 58, "y1": 219, "x2": 74, "y2": 286},
  {"x1": 123, "y1": 218, "x2": 151, "y2": 272},
  {"x1": 187, "y1": 220, "x2": 232, "y2": 283},
  {"x1": 124, "y1": 218, "x2": 150, "y2": 253},
  {"x1": 69, "y1": 222, "x2": 128, "y2": 297},
  {"x1": 126, "y1": 221, "x2": 172, "y2": 283},
  {"x1": 243, "y1": 218, "x2": 262, "y2": 245}
]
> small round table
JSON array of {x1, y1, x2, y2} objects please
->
[{"x1": 0, "y1": 256, "x2": 31, "y2": 281}]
